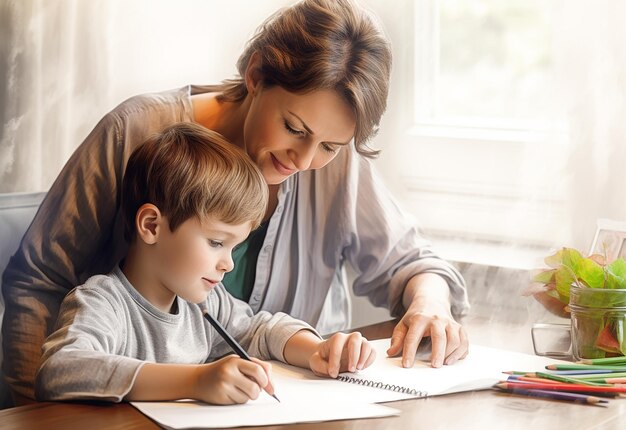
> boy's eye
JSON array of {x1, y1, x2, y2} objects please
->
[
  {"x1": 284, "y1": 120, "x2": 305, "y2": 136},
  {"x1": 208, "y1": 240, "x2": 223, "y2": 248}
]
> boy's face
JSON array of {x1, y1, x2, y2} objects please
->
[{"x1": 152, "y1": 216, "x2": 252, "y2": 304}]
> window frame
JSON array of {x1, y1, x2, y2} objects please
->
[{"x1": 387, "y1": 0, "x2": 569, "y2": 263}]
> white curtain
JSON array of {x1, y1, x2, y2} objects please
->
[
  {"x1": 0, "y1": 0, "x2": 289, "y2": 193},
  {"x1": 1, "y1": 0, "x2": 114, "y2": 192},
  {"x1": 554, "y1": 0, "x2": 626, "y2": 248}
]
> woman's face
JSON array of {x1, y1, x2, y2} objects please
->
[{"x1": 242, "y1": 86, "x2": 356, "y2": 185}]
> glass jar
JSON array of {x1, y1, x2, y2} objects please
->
[{"x1": 569, "y1": 285, "x2": 626, "y2": 360}]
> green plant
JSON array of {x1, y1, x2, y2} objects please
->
[
  {"x1": 533, "y1": 248, "x2": 626, "y2": 302},
  {"x1": 532, "y1": 248, "x2": 626, "y2": 357}
]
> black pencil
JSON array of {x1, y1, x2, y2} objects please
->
[{"x1": 198, "y1": 303, "x2": 280, "y2": 402}]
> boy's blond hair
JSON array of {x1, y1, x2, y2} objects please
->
[{"x1": 122, "y1": 122, "x2": 268, "y2": 240}]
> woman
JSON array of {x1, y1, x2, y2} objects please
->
[{"x1": 2, "y1": 0, "x2": 469, "y2": 401}]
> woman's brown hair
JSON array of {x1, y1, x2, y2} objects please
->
[
  {"x1": 217, "y1": 0, "x2": 391, "y2": 158},
  {"x1": 122, "y1": 123, "x2": 268, "y2": 241}
]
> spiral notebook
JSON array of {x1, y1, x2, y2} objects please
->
[{"x1": 329, "y1": 338, "x2": 567, "y2": 402}]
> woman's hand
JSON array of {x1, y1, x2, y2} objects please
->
[
  {"x1": 387, "y1": 273, "x2": 468, "y2": 368},
  {"x1": 309, "y1": 332, "x2": 376, "y2": 378}
]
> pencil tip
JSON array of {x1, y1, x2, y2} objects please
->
[{"x1": 272, "y1": 394, "x2": 281, "y2": 403}]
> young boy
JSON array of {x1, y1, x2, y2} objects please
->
[{"x1": 34, "y1": 123, "x2": 375, "y2": 404}]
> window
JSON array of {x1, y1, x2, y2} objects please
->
[
  {"x1": 413, "y1": 0, "x2": 564, "y2": 137},
  {"x1": 378, "y1": 0, "x2": 569, "y2": 267}
]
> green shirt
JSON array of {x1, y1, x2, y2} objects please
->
[{"x1": 222, "y1": 221, "x2": 269, "y2": 302}]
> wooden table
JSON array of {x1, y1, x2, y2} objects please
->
[{"x1": 1, "y1": 319, "x2": 625, "y2": 430}]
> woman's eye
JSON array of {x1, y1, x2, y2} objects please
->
[
  {"x1": 284, "y1": 120, "x2": 305, "y2": 136},
  {"x1": 208, "y1": 240, "x2": 223, "y2": 248},
  {"x1": 321, "y1": 143, "x2": 337, "y2": 154}
]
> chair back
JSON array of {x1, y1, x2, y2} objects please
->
[{"x1": 0, "y1": 192, "x2": 46, "y2": 408}]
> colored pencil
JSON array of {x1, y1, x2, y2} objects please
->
[
  {"x1": 533, "y1": 372, "x2": 610, "y2": 387},
  {"x1": 496, "y1": 381, "x2": 626, "y2": 394},
  {"x1": 566, "y1": 372, "x2": 626, "y2": 381},
  {"x1": 494, "y1": 384, "x2": 609, "y2": 406},
  {"x1": 547, "y1": 369, "x2": 616, "y2": 375},
  {"x1": 503, "y1": 380, "x2": 621, "y2": 398},
  {"x1": 508, "y1": 375, "x2": 567, "y2": 384},
  {"x1": 575, "y1": 377, "x2": 626, "y2": 384},
  {"x1": 577, "y1": 356, "x2": 626, "y2": 365},
  {"x1": 546, "y1": 363, "x2": 626, "y2": 371}
]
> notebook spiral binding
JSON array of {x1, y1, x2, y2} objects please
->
[{"x1": 336, "y1": 375, "x2": 427, "y2": 397}]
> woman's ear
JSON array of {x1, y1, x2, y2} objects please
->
[
  {"x1": 244, "y1": 51, "x2": 263, "y2": 97},
  {"x1": 135, "y1": 203, "x2": 162, "y2": 245}
]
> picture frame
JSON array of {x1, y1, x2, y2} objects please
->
[{"x1": 588, "y1": 218, "x2": 626, "y2": 261}]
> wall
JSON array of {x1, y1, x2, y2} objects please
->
[{"x1": 0, "y1": 0, "x2": 291, "y2": 192}]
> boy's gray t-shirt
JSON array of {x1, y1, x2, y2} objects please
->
[{"x1": 35, "y1": 267, "x2": 313, "y2": 402}]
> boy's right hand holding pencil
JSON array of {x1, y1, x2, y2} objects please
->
[{"x1": 192, "y1": 355, "x2": 277, "y2": 405}]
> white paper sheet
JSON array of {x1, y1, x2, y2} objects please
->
[
  {"x1": 132, "y1": 400, "x2": 398, "y2": 429},
  {"x1": 131, "y1": 339, "x2": 566, "y2": 428}
]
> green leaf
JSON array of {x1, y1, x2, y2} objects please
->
[
  {"x1": 532, "y1": 269, "x2": 556, "y2": 284},
  {"x1": 606, "y1": 272, "x2": 626, "y2": 290},
  {"x1": 608, "y1": 258, "x2": 626, "y2": 277},
  {"x1": 561, "y1": 248, "x2": 584, "y2": 274},
  {"x1": 577, "y1": 258, "x2": 605, "y2": 288},
  {"x1": 544, "y1": 249, "x2": 564, "y2": 268},
  {"x1": 589, "y1": 254, "x2": 607, "y2": 266},
  {"x1": 605, "y1": 259, "x2": 626, "y2": 290},
  {"x1": 555, "y1": 266, "x2": 575, "y2": 299}
]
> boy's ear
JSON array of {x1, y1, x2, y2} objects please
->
[
  {"x1": 244, "y1": 51, "x2": 263, "y2": 97},
  {"x1": 135, "y1": 203, "x2": 162, "y2": 245}
]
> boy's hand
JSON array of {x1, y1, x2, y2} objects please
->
[
  {"x1": 309, "y1": 332, "x2": 376, "y2": 378},
  {"x1": 194, "y1": 355, "x2": 275, "y2": 404}
]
